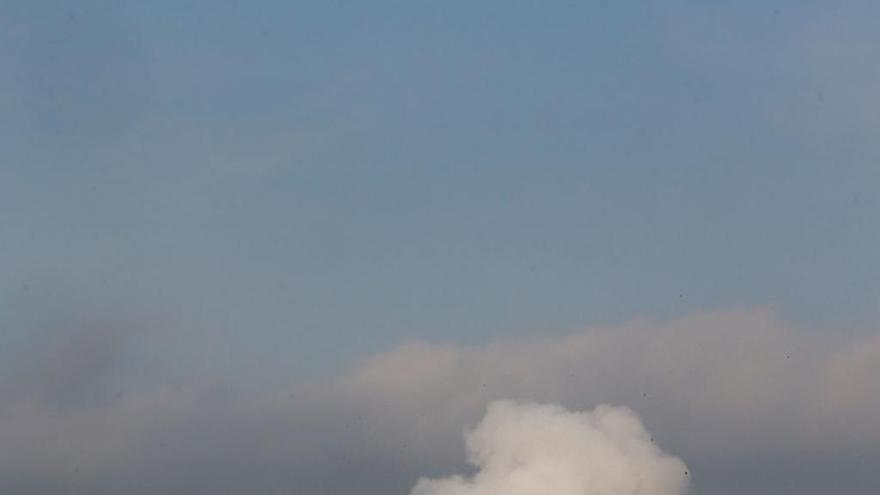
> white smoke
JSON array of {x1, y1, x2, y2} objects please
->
[{"x1": 411, "y1": 401, "x2": 689, "y2": 495}]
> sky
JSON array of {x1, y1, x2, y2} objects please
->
[{"x1": 0, "y1": 1, "x2": 879, "y2": 494}]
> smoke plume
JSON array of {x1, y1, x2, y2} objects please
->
[{"x1": 411, "y1": 401, "x2": 688, "y2": 495}]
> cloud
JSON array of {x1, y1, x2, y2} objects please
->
[
  {"x1": 0, "y1": 306, "x2": 878, "y2": 494},
  {"x1": 343, "y1": 307, "x2": 879, "y2": 456},
  {"x1": 339, "y1": 306, "x2": 880, "y2": 494},
  {"x1": 411, "y1": 401, "x2": 688, "y2": 495}
]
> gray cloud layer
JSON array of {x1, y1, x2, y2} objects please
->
[{"x1": 1, "y1": 306, "x2": 878, "y2": 494}]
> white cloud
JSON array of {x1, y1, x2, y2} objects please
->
[{"x1": 411, "y1": 401, "x2": 688, "y2": 495}]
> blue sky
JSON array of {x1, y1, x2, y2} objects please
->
[
  {"x1": 2, "y1": 1, "x2": 879, "y2": 384},
  {"x1": 2, "y1": 0, "x2": 879, "y2": 390}
]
